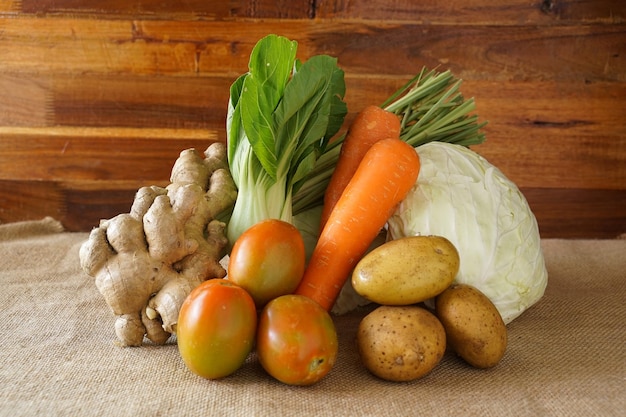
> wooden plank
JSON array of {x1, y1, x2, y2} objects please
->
[
  {"x1": 0, "y1": 74, "x2": 51, "y2": 127},
  {"x1": 0, "y1": 123, "x2": 623, "y2": 192},
  {"x1": 1, "y1": 18, "x2": 624, "y2": 81},
  {"x1": 465, "y1": 80, "x2": 626, "y2": 190},
  {"x1": 474, "y1": 132, "x2": 626, "y2": 191},
  {"x1": 0, "y1": 127, "x2": 220, "y2": 181},
  {"x1": 316, "y1": 0, "x2": 626, "y2": 24},
  {"x1": 2, "y1": 74, "x2": 623, "y2": 133},
  {"x1": 13, "y1": 0, "x2": 315, "y2": 19},
  {"x1": 5, "y1": 0, "x2": 624, "y2": 24},
  {"x1": 0, "y1": 18, "x2": 200, "y2": 75},
  {"x1": 0, "y1": 180, "x2": 67, "y2": 225},
  {"x1": 47, "y1": 75, "x2": 230, "y2": 129},
  {"x1": 0, "y1": 0, "x2": 19, "y2": 14},
  {"x1": 0, "y1": 73, "x2": 232, "y2": 129},
  {"x1": 524, "y1": 188, "x2": 626, "y2": 239},
  {"x1": 0, "y1": 179, "x2": 147, "y2": 231}
]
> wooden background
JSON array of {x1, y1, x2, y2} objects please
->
[{"x1": 1, "y1": 0, "x2": 624, "y2": 238}]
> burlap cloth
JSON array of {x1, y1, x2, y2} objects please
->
[{"x1": 0, "y1": 217, "x2": 624, "y2": 417}]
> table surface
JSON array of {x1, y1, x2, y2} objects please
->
[{"x1": 1, "y1": 218, "x2": 624, "y2": 417}]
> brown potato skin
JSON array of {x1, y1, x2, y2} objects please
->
[
  {"x1": 435, "y1": 283, "x2": 507, "y2": 368},
  {"x1": 352, "y1": 235, "x2": 460, "y2": 306},
  {"x1": 357, "y1": 305, "x2": 446, "y2": 382}
]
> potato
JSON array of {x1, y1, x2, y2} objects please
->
[
  {"x1": 435, "y1": 283, "x2": 507, "y2": 368},
  {"x1": 352, "y1": 235, "x2": 459, "y2": 305},
  {"x1": 356, "y1": 305, "x2": 446, "y2": 382}
]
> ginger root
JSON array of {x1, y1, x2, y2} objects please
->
[{"x1": 79, "y1": 143, "x2": 237, "y2": 346}]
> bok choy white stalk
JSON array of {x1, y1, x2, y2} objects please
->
[{"x1": 226, "y1": 34, "x2": 347, "y2": 244}]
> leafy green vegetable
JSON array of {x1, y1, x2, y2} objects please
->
[{"x1": 226, "y1": 35, "x2": 347, "y2": 244}]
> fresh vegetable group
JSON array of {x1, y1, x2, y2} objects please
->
[{"x1": 81, "y1": 34, "x2": 548, "y2": 387}]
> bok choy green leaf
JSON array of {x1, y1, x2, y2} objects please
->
[{"x1": 226, "y1": 34, "x2": 347, "y2": 244}]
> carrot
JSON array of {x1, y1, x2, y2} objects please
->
[
  {"x1": 295, "y1": 138, "x2": 420, "y2": 311},
  {"x1": 319, "y1": 105, "x2": 401, "y2": 229}
]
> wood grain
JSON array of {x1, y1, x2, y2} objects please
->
[
  {"x1": 0, "y1": 127, "x2": 218, "y2": 181},
  {"x1": 2, "y1": 76, "x2": 622, "y2": 191},
  {"x1": 1, "y1": 18, "x2": 624, "y2": 81},
  {"x1": 0, "y1": 179, "x2": 149, "y2": 231},
  {"x1": 524, "y1": 188, "x2": 626, "y2": 239},
  {"x1": 16, "y1": 0, "x2": 316, "y2": 19},
  {"x1": 315, "y1": 0, "x2": 626, "y2": 24},
  {"x1": 8, "y1": 0, "x2": 625, "y2": 23},
  {"x1": 0, "y1": 0, "x2": 624, "y2": 238}
]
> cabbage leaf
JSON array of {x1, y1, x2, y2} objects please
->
[{"x1": 387, "y1": 142, "x2": 548, "y2": 324}]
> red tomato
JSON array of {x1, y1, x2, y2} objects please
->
[
  {"x1": 228, "y1": 219, "x2": 305, "y2": 308},
  {"x1": 177, "y1": 279, "x2": 257, "y2": 379},
  {"x1": 256, "y1": 294, "x2": 338, "y2": 386}
]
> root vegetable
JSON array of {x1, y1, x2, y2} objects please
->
[
  {"x1": 435, "y1": 283, "x2": 508, "y2": 368},
  {"x1": 352, "y1": 235, "x2": 460, "y2": 306},
  {"x1": 319, "y1": 105, "x2": 401, "y2": 229},
  {"x1": 357, "y1": 305, "x2": 446, "y2": 382},
  {"x1": 79, "y1": 143, "x2": 237, "y2": 346},
  {"x1": 295, "y1": 138, "x2": 420, "y2": 311}
]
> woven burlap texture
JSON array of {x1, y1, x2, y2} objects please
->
[{"x1": 1, "y1": 218, "x2": 624, "y2": 417}]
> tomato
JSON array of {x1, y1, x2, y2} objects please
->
[
  {"x1": 256, "y1": 294, "x2": 338, "y2": 386},
  {"x1": 228, "y1": 219, "x2": 306, "y2": 308},
  {"x1": 177, "y1": 279, "x2": 257, "y2": 379}
]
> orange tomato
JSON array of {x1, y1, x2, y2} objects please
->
[
  {"x1": 228, "y1": 219, "x2": 305, "y2": 308},
  {"x1": 256, "y1": 294, "x2": 338, "y2": 386},
  {"x1": 177, "y1": 279, "x2": 257, "y2": 379}
]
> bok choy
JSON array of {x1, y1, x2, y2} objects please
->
[{"x1": 226, "y1": 35, "x2": 347, "y2": 244}]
